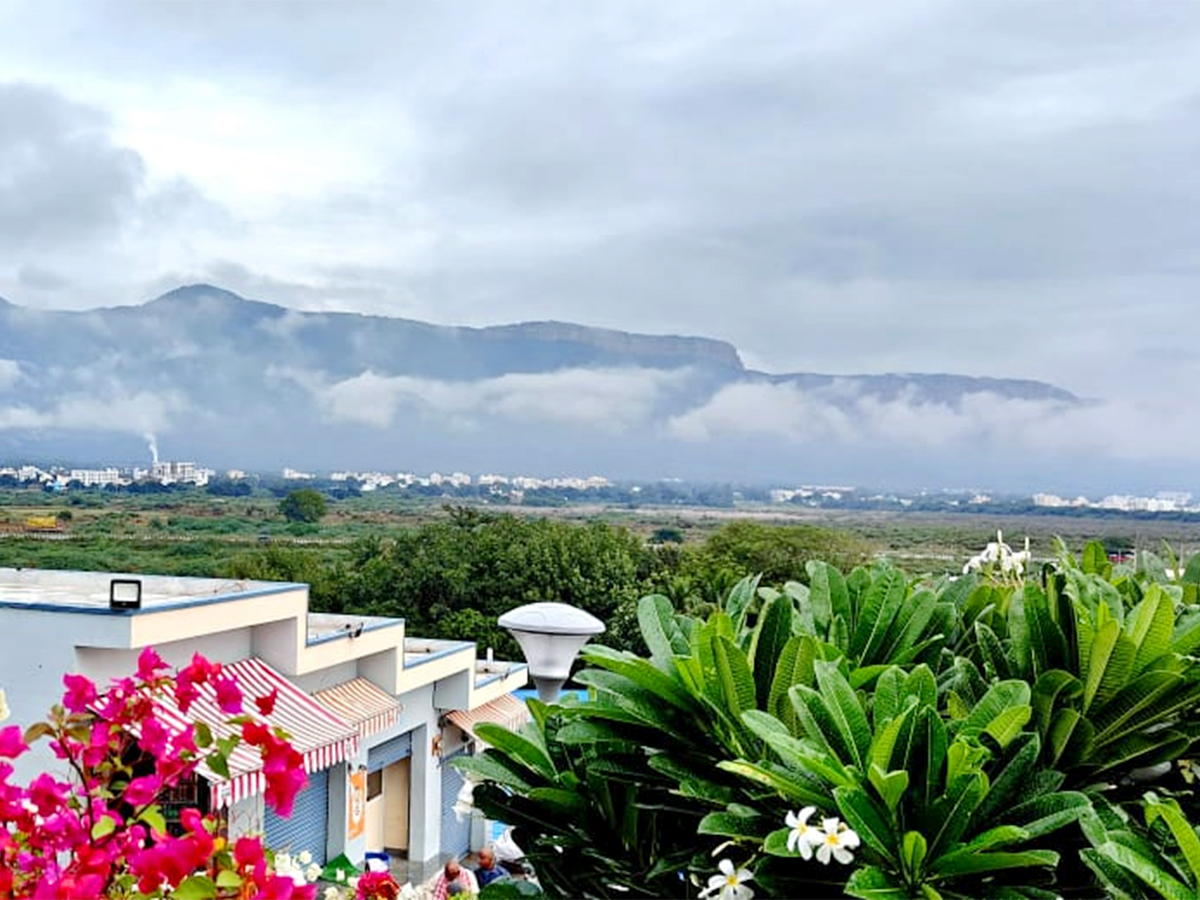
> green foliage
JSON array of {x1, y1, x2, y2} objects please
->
[
  {"x1": 464, "y1": 541, "x2": 1200, "y2": 899},
  {"x1": 699, "y1": 521, "x2": 874, "y2": 585},
  {"x1": 335, "y1": 516, "x2": 652, "y2": 658},
  {"x1": 953, "y1": 541, "x2": 1200, "y2": 786},
  {"x1": 1082, "y1": 792, "x2": 1200, "y2": 899},
  {"x1": 278, "y1": 488, "x2": 327, "y2": 523},
  {"x1": 740, "y1": 663, "x2": 1083, "y2": 898}
]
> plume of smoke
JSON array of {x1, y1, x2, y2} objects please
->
[{"x1": 144, "y1": 432, "x2": 159, "y2": 466}]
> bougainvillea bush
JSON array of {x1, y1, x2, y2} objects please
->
[{"x1": 0, "y1": 648, "x2": 314, "y2": 899}]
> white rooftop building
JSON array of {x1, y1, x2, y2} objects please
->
[{"x1": 0, "y1": 568, "x2": 528, "y2": 875}]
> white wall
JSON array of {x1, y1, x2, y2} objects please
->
[
  {"x1": 76, "y1": 630, "x2": 255, "y2": 686},
  {"x1": 0, "y1": 608, "x2": 127, "y2": 783}
]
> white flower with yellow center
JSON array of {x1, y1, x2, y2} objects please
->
[
  {"x1": 297, "y1": 850, "x2": 313, "y2": 866},
  {"x1": 0, "y1": 688, "x2": 9, "y2": 723},
  {"x1": 815, "y1": 817, "x2": 860, "y2": 865},
  {"x1": 699, "y1": 858, "x2": 754, "y2": 900},
  {"x1": 784, "y1": 807, "x2": 821, "y2": 859}
]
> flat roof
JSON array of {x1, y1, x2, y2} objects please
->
[{"x1": 0, "y1": 567, "x2": 304, "y2": 615}]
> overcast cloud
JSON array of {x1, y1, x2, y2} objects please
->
[{"x1": 2, "y1": 0, "x2": 1199, "y2": 407}]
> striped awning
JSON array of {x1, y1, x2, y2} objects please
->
[
  {"x1": 149, "y1": 658, "x2": 359, "y2": 808},
  {"x1": 444, "y1": 694, "x2": 530, "y2": 743},
  {"x1": 314, "y1": 678, "x2": 401, "y2": 740}
]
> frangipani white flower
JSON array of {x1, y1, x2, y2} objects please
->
[
  {"x1": 323, "y1": 888, "x2": 341, "y2": 900},
  {"x1": 964, "y1": 531, "x2": 1031, "y2": 580},
  {"x1": 305, "y1": 864, "x2": 322, "y2": 882},
  {"x1": 298, "y1": 850, "x2": 313, "y2": 866},
  {"x1": 785, "y1": 807, "x2": 821, "y2": 859},
  {"x1": 814, "y1": 817, "x2": 860, "y2": 865},
  {"x1": 0, "y1": 688, "x2": 9, "y2": 722},
  {"x1": 699, "y1": 858, "x2": 754, "y2": 900}
]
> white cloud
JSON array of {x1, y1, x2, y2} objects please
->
[
  {"x1": 0, "y1": 390, "x2": 188, "y2": 434},
  {"x1": 665, "y1": 381, "x2": 1200, "y2": 462},
  {"x1": 276, "y1": 366, "x2": 689, "y2": 431},
  {"x1": 0, "y1": 360, "x2": 20, "y2": 390}
]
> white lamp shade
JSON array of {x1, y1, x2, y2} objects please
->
[
  {"x1": 508, "y1": 630, "x2": 596, "y2": 682},
  {"x1": 499, "y1": 602, "x2": 606, "y2": 702}
]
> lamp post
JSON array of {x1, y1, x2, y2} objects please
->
[{"x1": 498, "y1": 602, "x2": 605, "y2": 703}]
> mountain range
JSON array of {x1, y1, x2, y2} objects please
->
[{"x1": 0, "y1": 284, "x2": 1137, "y2": 492}]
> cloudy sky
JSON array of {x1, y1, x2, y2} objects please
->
[{"x1": 2, "y1": 0, "x2": 1199, "y2": 406}]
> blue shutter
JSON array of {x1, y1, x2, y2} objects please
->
[
  {"x1": 264, "y1": 768, "x2": 329, "y2": 865},
  {"x1": 440, "y1": 751, "x2": 471, "y2": 859},
  {"x1": 367, "y1": 732, "x2": 413, "y2": 773}
]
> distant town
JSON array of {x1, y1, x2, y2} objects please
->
[{"x1": 1, "y1": 456, "x2": 1199, "y2": 519}]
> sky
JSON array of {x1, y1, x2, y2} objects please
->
[{"x1": 2, "y1": 0, "x2": 1200, "y2": 455}]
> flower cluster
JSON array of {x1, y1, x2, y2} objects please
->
[
  {"x1": 274, "y1": 849, "x2": 323, "y2": 886},
  {"x1": 355, "y1": 870, "x2": 402, "y2": 900},
  {"x1": 699, "y1": 858, "x2": 754, "y2": 900},
  {"x1": 963, "y1": 530, "x2": 1032, "y2": 581},
  {"x1": 0, "y1": 648, "x2": 316, "y2": 899},
  {"x1": 785, "y1": 807, "x2": 861, "y2": 864}
]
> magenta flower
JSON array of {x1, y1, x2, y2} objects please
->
[
  {"x1": 61, "y1": 674, "x2": 96, "y2": 714},
  {"x1": 122, "y1": 774, "x2": 162, "y2": 808},
  {"x1": 136, "y1": 647, "x2": 167, "y2": 681},
  {"x1": 0, "y1": 726, "x2": 28, "y2": 759},
  {"x1": 138, "y1": 715, "x2": 168, "y2": 757},
  {"x1": 254, "y1": 686, "x2": 279, "y2": 716},
  {"x1": 214, "y1": 676, "x2": 243, "y2": 714}
]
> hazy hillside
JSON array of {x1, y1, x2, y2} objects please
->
[{"x1": 0, "y1": 284, "x2": 1142, "y2": 493}]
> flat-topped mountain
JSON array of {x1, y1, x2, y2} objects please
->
[{"x1": 0, "y1": 284, "x2": 1089, "y2": 488}]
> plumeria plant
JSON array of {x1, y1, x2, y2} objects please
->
[
  {"x1": 0, "y1": 648, "x2": 316, "y2": 899},
  {"x1": 698, "y1": 858, "x2": 754, "y2": 900},
  {"x1": 784, "y1": 808, "x2": 860, "y2": 865},
  {"x1": 962, "y1": 530, "x2": 1032, "y2": 583}
]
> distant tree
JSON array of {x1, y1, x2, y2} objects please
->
[
  {"x1": 278, "y1": 488, "x2": 327, "y2": 523},
  {"x1": 206, "y1": 477, "x2": 252, "y2": 497},
  {"x1": 650, "y1": 526, "x2": 685, "y2": 544},
  {"x1": 699, "y1": 520, "x2": 874, "y2": 585}
]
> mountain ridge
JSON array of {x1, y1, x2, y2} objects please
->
[
  {"x1": 0, "y1": 283, "x2": 1102, "y2": 489},
  {"x1": 0, "y1": 283, "x2": 1076, "y2": 396}
]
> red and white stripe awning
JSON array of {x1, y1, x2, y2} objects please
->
[
  {"x1": 444, "y1": 694, "x2": 530, "y2": 743},
  {"x1": 150, "y1": 658, "x2": 359, "y2": 808},
  {"x1": 314, "y1": 678, "x2": 401, "y2": 740}
]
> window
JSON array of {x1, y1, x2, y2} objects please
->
[
  {"x1": 367, "y1": 769, "x2": 383, "y2": 800},
  {"x1": 160, "y1": 774, "x2": 213, "y2": 836}
]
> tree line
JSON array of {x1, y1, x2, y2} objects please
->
[{"x1": 224, "y1": 512, "x2": 875, "y2": 661}]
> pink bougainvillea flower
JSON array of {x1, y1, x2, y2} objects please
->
[
  {"x1": 136, "y1": 647, "x2": 167, "y2": 681},
  {"x1": 27, "y1": 773, "x2": 67, "y2": 815},
  {"x1": 61, "y1": 674, "x2": 97, "y2": 714},
  {"x1": 254, "y1": 686, "x2": 279, "y2": 716},
  {"x1": 121, "y1": 774, "x2": 161, "y2": 808},
  {"x1": 0, "y1": 726, "x2": 28, "y2": 759},
  {"x1": 173, "y1": 678, "x2": 199, "y2": 715},
  {"x1": 138, "y1": 715, "x2": 169, "y2": 758},
  {"x1": 214, "y1": 677, "x2": 243, "y2": 714}
]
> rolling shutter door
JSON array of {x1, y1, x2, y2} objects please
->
[
  {"x1": 264, "y1": 768, "x2": 329, "y2": 864},
  {"x1": 367, "y1": 732, "x2": 413, "y2": 773},
  {"x1": 440, "y1": 751, "x2": 471, "y2": 859}
]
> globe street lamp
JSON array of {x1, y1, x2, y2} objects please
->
[{"x1": 498, "y1": 602, "x2": 605, "y2": 703}]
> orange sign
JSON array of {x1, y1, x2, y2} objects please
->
[{"x1": 348, "y1": 768, "x2": 366, "y2": 840}]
